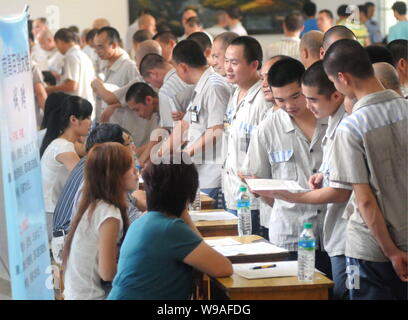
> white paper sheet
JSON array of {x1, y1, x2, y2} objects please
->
[
  {"x1": 233, "y1": 261, "x2": 298, "y2": 279},
  {"x1": 190, "y1": 211, "x2": 238, "y2": 222},
  {"x1": 245, "y1": 179, "x2": 309, "y2": 191},
  {"x1": 204, "y1": 238, "x2": 241, "y2": 247},
  {"x1": 213, "y1": 242, "x2": 288, "y2": 256}
]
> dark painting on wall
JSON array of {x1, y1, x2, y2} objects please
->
[{"x1": 128, "y1": 0, "x2": 305, "y2": 35}]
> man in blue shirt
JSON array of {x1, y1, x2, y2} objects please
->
[
  {"x1": 364, "y1": 2, "x2": 383, "y2": 44},
  {"x1": 388, "y1": 1, "x2": 408, "y2": 42},
  {"x1": 301, "y1": 1, "x2": 319, "y2": 38}
]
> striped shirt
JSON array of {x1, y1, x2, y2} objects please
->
[
  {"x1": 159, "y1": 69, "x2": 194, "y2": 129},
  {"x1": 53, "y1": 157, "x2": 86, "y2": 233},
  {"x1": 330, "y1": 90, "x2": 408, "y2": 262},
  {"x1": 266, "y1": 36, "x2": 301, "y2": 60}
]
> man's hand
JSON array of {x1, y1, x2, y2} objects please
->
[
  {"x1": 100, "y1": 104, "x2": 119, "y2": 123},
  {"x1": 389, "y1": 249, "x2": 408, "y2": 282},
  {"x1": 172, "y1": 111, "x2": 185, "y2": 121},
  {"x1": 309, "y1": 173, "x2": 324, "y2": 190},
  {"x1": 91, "y1": 78, "x2": 105, "y2": 94}
]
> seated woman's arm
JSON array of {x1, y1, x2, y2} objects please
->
[
  {"x1": 98, "y1": 218, "x2": 120, "y2": 282},
  {"x1": 56, "y1": 152, "x2": 81, "y2": 171}
]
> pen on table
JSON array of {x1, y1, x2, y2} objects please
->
[{"x1": 251, "y1": 264, "x2": 277, "y2": 270}]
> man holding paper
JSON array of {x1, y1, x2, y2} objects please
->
[{"x1": 242, "y1": 58, "x2": 331, "y2": 277}]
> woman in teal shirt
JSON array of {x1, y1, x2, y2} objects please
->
[{"x1": 108, "y1": 156, "x2": 233, "y2": 300}]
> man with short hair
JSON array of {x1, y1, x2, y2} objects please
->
[
  {"x1": 160, "y1": 40, "x2": 231, "y2": 202},
  {"x1": 373, "y1": 62, "x2": 404, "y2": 97},
  {"x1": 211, "y1": 32, "x2": 239, "y2": 77},
  {"x1": 387, "y1": 39, "x2": 408, "y2": 97},
  {"x1": 46, "y1": 28, "x2": 96, "y2": 115},
  {"x1": 320, "y1": 25, "x2": 357, "y2": 59},
  {"x1": 184, "y1": 16, "x2": 204, "y2": 37},
  {"x1": 389, "y1": 1, "x2": 408, "y2": 42},
  {"x1": 133, "y1": 30, "x2": 153, "y2": 52},
  {"x1": 187, "y1": 31, "x2": 213, "y2": 62},
  {"x1": 301, "y1": 1, "x2": 319, "y2": 37},
  {"x1": 222, "y1": 36, "x2": 269, "y2": 234},
  {"x1": 179, "y1": 8, "x2": 199, "y2": 41},
  {"x1": 317, "y1": 9, "x2": 334, "y2": 33},
  {"x1": 92, "y1": 18, "x2": 110, "y2": 30},
  {"x1": 126, "y1": 82, "x2": 159, "y2": 121},
  {"x1": 323, "y1": 38, "x2": 408, "y2": 300},
  {"x1": 153, "y1": 31, "x2": 178, "y2": 62},
  {"x1": 205, "y1": 10, "x2": 228, "y2": 39},
  {"x1": 364, "y1": 2, "x2": 382, "y2": 44},
  {"x1": 91, "y1": 27, "x2": 140, "y2": 122},
  {"x1": 139, "y1": 53, "x2": 194, "y2": 129},
  {"x1": 38, "y1": 30, "x2": 64, "y2": 79},
  {"x1": 299, "y1": 30, "x2": 324, "y2": 68},
  {"x1": 138, "y1": 14, "x2": 157, "y2": 36},
  {"x1": 266, "y1": 12, "x2": 304, "y2": 60},
  {"x1": 31, "y1": 17, "x2": 50, "y2": 71},
  {"x1": 242, "y1": 58, "x2": 330, "y2": 276}
]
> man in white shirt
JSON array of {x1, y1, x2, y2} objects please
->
[
  {"x1": 179, "y1": 8, "x2": 199, "y2": 41},
  {"x1": 92, "y1": 27, "x2": 140, "y2": 122},
  {"x1": 139, "y1": 53, "x2": 194, "y2": 130},
  {"x1": 299, "y1": 30, "x2": 324, "y2": 69},
  {"x1": 226, "y1": 8, "x2": 248, "y2": 36},
  {"x1": 160, "y1": 40, "x2": 231, "y2": 202},
  {"x1": 206, "y1": 11, "x2": 228, "y2": 39},
  {"x1": 153, "y1": 31, "x2": 178, "y2": 62},
  {"x1": 38, "y1": 30, "x2": 64, "y2": 80},
  {"x1": 222, "y1": 36, "x2": 269, "y2": 234},
  {"x1": 266, "y1": 12, "x2": 304, "y2": 60},
  {"x1": 46, "y1": 28, "x2": 96, "y2": 117},
  {"x1": 31, "y1": 17, "x2": 50, "y2": 71}
]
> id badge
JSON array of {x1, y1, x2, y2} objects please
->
[{"x1": 191, "y1": 111, "x2": 199, "y2": 123}]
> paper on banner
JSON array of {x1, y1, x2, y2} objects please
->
[
  {"x1": 190, "y1": 211, "x2": 238, "y2": 222},
  {"x1": 245, "y1": 179, "x2": 309, "y2": 191},
  {"x1": 213, "y1": 242, "x2": 288, "y2": 256}
]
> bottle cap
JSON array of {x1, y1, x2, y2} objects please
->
[
  {"x1": 304, "y1": 222, "x2": 313, "y2": 229},
  {"x1": 239, "y1": 186, "x2": 247, "y2": 192}
]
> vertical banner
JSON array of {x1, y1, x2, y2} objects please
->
[{"x1": 0, "y1": 9, "x2": 54, "y2": 300}]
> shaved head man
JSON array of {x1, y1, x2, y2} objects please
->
[
  {"x1": 92, "y1": 18, "x2": 110, "y2": 30},
  {"x1": 261, "y1": 55, "x2": 288, "y2": 108},
  {"x1": 134, "y1": 40, "x2": 162, "y2": 67},
  {"x1": 320, "y1": 25, "x2": 356, "y2": 59},
  {"x1": 373, "y1": 62, "x2": 404, "y2": 97},
  {"x1": 138, "y1": 14, "x2": 157, "y2": 35},
  {"x1": 300, "y1": 30, "x2": 324, "y2": 68}
]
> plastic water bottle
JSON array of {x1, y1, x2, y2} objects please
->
[
  {"x1": 297, "y1": 222, "x2": 316, "y2": 282},
  {"x1": 189, "y1": 189, "x2": 201, "y2": 212},
  {"x1": 237, "y1": 186, "x2": 252, "y2": 236}
]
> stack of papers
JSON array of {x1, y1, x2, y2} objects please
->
[
  {"x1": 213, "y1": 242, "x2": 288, "y2": 257},
  {"x1": 245, "y1": 179, "x2": 309, "y2": 191},
  {"x1": 190, "y1": 211, "x2": 238, "y2": 222},
  {"x1": 233, "y1": 261, "x2": 298, "y2": 279},
  {"x1": 205, "y1": 238, "x2": 241, "y2": 247}
]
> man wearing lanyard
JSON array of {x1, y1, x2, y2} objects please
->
[
  {"x1": 159, "y1": 40, "x2": 231, "y2": 203},
  {"x1": 222, "y1": 36, "x2": 269, "y2": 236}
]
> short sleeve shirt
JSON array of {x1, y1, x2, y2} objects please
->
[
  {"x1": 330, "y1": 90, "x2": 408, "y2": 262},
  {"x1": 41, "y1": 138, "x2": 76, "y2": 213},
  {"x1": 108, "y1": 211, "x2": 202, "y2": 300},
  {"x1": 63, "y1": 200, "x2": 124, "y2": 300},
  {"x1": 242, "y1": 109, "x2": 328, "y2": 251}
]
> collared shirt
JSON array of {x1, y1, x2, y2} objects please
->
[
  {"x1": 183, "y1": 67, "x2": 231, "y2": 189},
  {"x1": 243, "y1": 109, "x2": 328, "y2": 251},
  {"x1": 266, "y1": 36, "x2": 301, "y2": 60},
  {"x1": 319, "y1": 105, "x2": 351, "y2": 257},
  {"x1": 388, "y1": 21, "x2": 408, "y2": 42},
  {"x1": 222, "y1": 80, "x2": 269, "y2": 210},
  {"x1": 62, "y1": 45, "x2": 96, "y2": 115},
  {"x1": 366, "y1": 19, "x2": 382, "y2": 43},
  {"x1": 53, "y1": 157, "x2": 86, "y2": 233},
  {"x1": 96, "y1": 53, "x2": 140, "y2": 122},
  {"x1": 159, "y1": 68, "x2": 195, "y2": 129},
  {"x1": 330, "y1": 90, "x2": 408, "y2": 262},
  {"x1": 47, "y1": 48, "x2": 64, "y2": 75}
]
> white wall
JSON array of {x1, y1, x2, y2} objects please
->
[{"x1": 0, "y1": 0, "x2": 129, "y2": 40}]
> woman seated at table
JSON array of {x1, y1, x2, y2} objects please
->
[{"x1": 108, "y1": 155, "x2": 233, "y2": 300}]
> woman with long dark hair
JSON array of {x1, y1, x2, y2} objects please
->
[
  {"x1": 63, "y1": 142, "x2": 139, "y2": 300},
  {"x1": 40, "y1": 95, "x2": 92, "y2": 239}
]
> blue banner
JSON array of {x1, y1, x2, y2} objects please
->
[{"x1": 0, "y1": 9, "x2": 54, "y2": 300}]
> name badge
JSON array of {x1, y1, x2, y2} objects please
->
[{"x1": 191, "y1": 111, "x2": 199, "y2": 123}]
